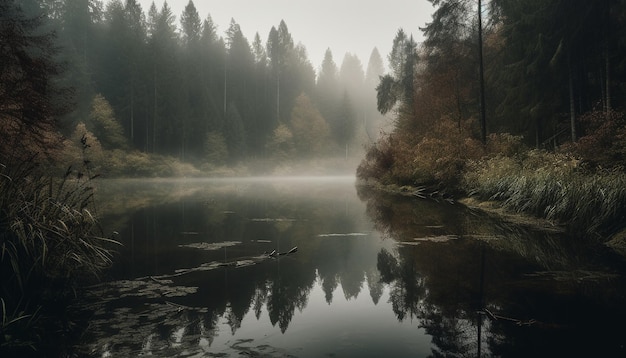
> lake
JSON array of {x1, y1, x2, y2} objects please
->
[{"x1": 74, "y1": 176, "x2": 626, "y2": 357}]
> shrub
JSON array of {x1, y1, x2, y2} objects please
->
[
  {"x1": 567, "y1": 109, "x2": 626, "y2": 167},
  {"x1": 486, "y1": 133, "x2": 526, "y2": 157},
  {"x1": 204, "y1": 131, "x2": 229, "y2": 166},
  {"x1": 357, "y1": 117, "x2": 483, "y2": 189},
  {"x1": 357, "y1": 132, "x2": 401, "y2": 185}
]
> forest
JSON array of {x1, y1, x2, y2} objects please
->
[
  {"x1": 359, "y1": 0, "x2": 626, "y2": 243},
  {"x1": 3, "y1": 0, "x2": 626, "y2": 355},
  {"x1": 3, "y1": 0, "x2": 388, "y2": 178}
]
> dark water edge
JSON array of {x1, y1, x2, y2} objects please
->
[
  {"x1": 357, "y1": 185, "x2": 626, "y2": 357},
  {"x1": 58, "y1": 177, "x2": 626, "y2": 357}
]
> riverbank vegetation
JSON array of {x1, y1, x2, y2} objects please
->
[
  {"x1": 0, "y1": 1, "x2": 119, "y2": 355},
  {"x1": 0, "y1": 160, "x2": 117, "y2": 355},
  {"x1": 357, "y1": 1, "x2": 626, "y2": 242}
]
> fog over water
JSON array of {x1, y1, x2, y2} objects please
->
[{"x1": 138, "y1": 0, "x2": 435, "y2": 69}]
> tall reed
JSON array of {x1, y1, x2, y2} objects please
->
[
  {"x1": 463, "y1": 151, "x2": 626, "y2": 237},
  {"x1": 0, "y1": 157, "x2": 117, "y2": 351}
]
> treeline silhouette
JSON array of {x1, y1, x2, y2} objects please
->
[{"x1": 16, "y1": 0, "x2": 387, "y2": 166}]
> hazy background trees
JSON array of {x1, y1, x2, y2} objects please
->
[{"x1": 6, "y1": 0, "x2": 385, "y2": 174}]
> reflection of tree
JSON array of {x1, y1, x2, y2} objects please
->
[
  {"x1": 360, "y1": 185, "x2": 614, "y2": 357},
  {"x1": 319, "y1": 272, "x2": 339, "y2": 303},
  {"x1": 93, "y1": 180, "x2": 626, "y2": 357},
  {"x1": 266, "y1": 260, "x2": 315, "y2": 333},
  {"x1": 199, "y1": 310, "x2": 221, "y2": 347},
  {"x1": 86, "y1": 179, "x2": 392, "y2": 355},
  {"x1": 366, "y1": 268, "x2": 384, "y2": 304},
  {"x1": 375, "y1": 244, "x2": 499, "y2": 357},
  {"x1": 377, "y1": 249, "x2": 426, "y2": 321},
  {"x1": 420, "y1": 303, "x2": 485, "y2": 358},
  {"x1": 252, "y1": 281, "x2": 268, "y2": 319},
  {"x1": 339, "y1": 269, "x2": 364, "y2": 300}
]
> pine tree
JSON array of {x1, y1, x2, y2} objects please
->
[
  {"x1": 0, "y1": 0, "x2": 70, "y2": 160},
  {"x1": 87, "y1": 94, "x2": 128, "y2": 150},
  {"x1": 180, "y1": 0, "x2": 201, "y2": 46},
  {"x1": 180, "y1": 0, "x2": 204, "y2": 159},
  {"x1": 199, "y1": 13, "x2": 225, "y2": 134},
  {"x1": 289, "y1": 94, "x2": 330, "y2": 156},
  {"x1": 315, "y1": 49, "x2": 340, "y2": 133},
  {"x1": 376, "y1": 29, "x2": 417, "y2": 116},
  {"x1": 147, "y1": 1, "x2": 184, "y2": 155},
  {"x1": 224, "y1": 102, "x2": 247, "y2": 162},
  {"x1": 364, "y1": 48, "x2": 386, "y2": 141}
]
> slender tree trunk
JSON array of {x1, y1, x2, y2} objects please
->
[
  {"x1": 130, "y1": 74, "x2": 134, "y2": 142},
  {"x1": 568, "y1": 57, "x2": 576, "y2": 142},
  {"x1": 455, "y1": 70, "x2": 462, "y2": 130},
  {"x1": 145, "y1": 100, "x2": 149, "y2": 152},
  {"x1": 535, "y1": 118, "x2": 541, "y2": 149},
  {"x1": 478, "y1": 0, "x2": 487, "y2": 144},
  {"x1": 153, "y1": 64, "x2": 157, "y2": 153},
  {"x1": 605, "y1": 44, "x2": 611, "y2": 113},
  {"x1": 181, "y1": 119, "x2": 185, "y2": 161},
  {"x1": 276, "y1": 74, "x2": 280, "y2": 124},
  {"x1": 604, "y1": 0, "x2": 611, "y2": 113},
  {"x1": 223, "y1": 60, "x2": 227, "y2": 118}
]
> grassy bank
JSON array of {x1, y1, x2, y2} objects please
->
[
  {"x1": 462, "y1": 151, "x2": 626, "y2": 238},
  {"x1": 357, "y1": 120, "x2": 626, "y2": 243}
]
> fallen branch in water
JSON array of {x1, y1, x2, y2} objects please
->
[
  {"x1": 267, "y1": 246, "x2": 298, "y2": 257},
  {"x1": 480, "y1": 308, "x2": 537, "y2": 326}
]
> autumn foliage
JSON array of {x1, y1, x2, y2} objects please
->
[
  {"x1": 565, "y1": 109, "x2": 626, "y2": 168},
  {"x1": 358, "y1": 117, "x2": 484, "y2": 189}
]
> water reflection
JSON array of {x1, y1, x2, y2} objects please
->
[
  {"x1": 75, "y1": 177, "x2": 626, "y2": 357},
  {"x1": 358, "y1": 186, "x2": 626, "y2": 357},
  {"x1": 79, "y1": 177, "x2": 404, "y2": 357}
]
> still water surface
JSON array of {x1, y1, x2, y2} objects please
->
[{"x1": 77, "y1": 176, "x2": 626, "y2": 357}]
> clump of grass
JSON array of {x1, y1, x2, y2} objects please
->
[
  {"x1": 0, "y1": 157, "x2": 118, "y2": 352},
  {"x1": 463, "y1": 150, "x2": 626, "y2": 237}
]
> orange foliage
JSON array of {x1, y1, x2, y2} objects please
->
[
  {"x1": 0, "y1": 114, "x2": 63, "y2": 163},
  {"x1": 358, "y1": 117, "x2": 484, "y2": 188},
  {"x1": 564, "y1": 109, "x2": 626, "y2": 167}
]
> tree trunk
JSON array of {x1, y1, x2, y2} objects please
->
[
  {"x1": 604, "y1": 0, "x2": 611, "y2": 113},
  {"x1": 568, "y1": 57, "x2": 576, "y2": 142},
  {"x1": 478, "y1": 0, "x2": 487, "y2": 144},
  {"x1": 153, "y1": 65, "x2": 157, "y2": 153},
  {"x1": 130, "y1": 75, "x2": 135, "y2": 142}
]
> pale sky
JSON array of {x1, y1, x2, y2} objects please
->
[{"x1": 136, "y1": 0, "x2": 435, "y2": 72}]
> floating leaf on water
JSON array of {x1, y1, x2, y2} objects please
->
[
  {"x1": 179, "y1": 241, "x2": 242, "y2": 250},
  {"x1": 317, "y1": 233, "x2": 368, "y2": 238},
  {"x1": 162, "y1": 286, "x2": 198, "y2": 298},
  {"x1": 250, "y1": 218, "x2": 297, "y2": 222},
  {"x1": 235, "y1": 259, "x2": 256, "y2": 268},
  {"x1": 413, "y1": 235, "x2": 459, "y2": 243},
  {"x1": 525, "y1": 270, "x2": 619, "y2": 282},
  {"x1": 149, "y1": 276, "x2": 173, "y2": 285},
  {"x1": 464, "y1": 234, "x2": 504, "y2": 241}
]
